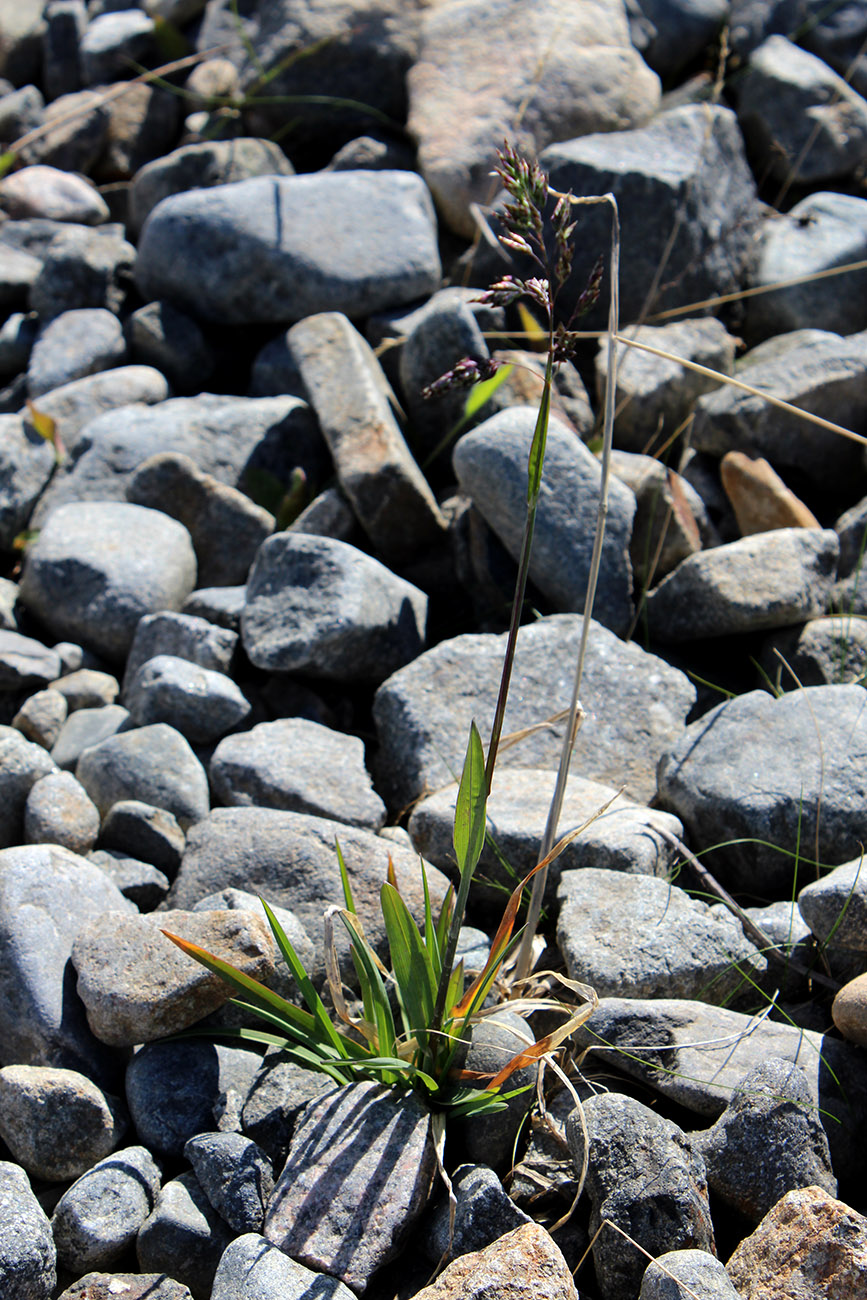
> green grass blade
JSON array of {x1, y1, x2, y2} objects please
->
[
  {"x1": 258, "y1": 899, "x2": 350, "y2": 1059},
  {"x1": 421, "y1": 859, "x2": 442, "y2": 983},
  {"x1": 453, "y1": 720, "x2": 487, "y2": 881},
  {"x1": 381, "y1": 882, "x2": 436, "y2": 1049},
  {"x1": 339, "y1": 911, "x2": 397, "y2": 1064},
  {"x1": 335, "y1": 839, "x2": 357, "y2": 914},
  {"x1": 526, "y1": 354, "x2": 553, "y2": 504}
]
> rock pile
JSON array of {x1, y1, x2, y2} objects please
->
[{"x1": 1, "y1": 1, "x2": 867, "y2": 1298}]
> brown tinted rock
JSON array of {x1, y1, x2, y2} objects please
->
[
  {"x1": 832, "y1": 973, "x2": 867, "y2": 1048},
  {"x1": 58, "y1": 1275, "x2": 192, "y2": 1300},
  {"x1": 726, "y1": 1184, "x2": 867, "y2": 1299},
  {"x1": 0, "y1": 1064, "x2": 126, "y2": 1181},
  {"x1": 721, "y1": 451, "x2": 821, "y2": 535},
  {"x1": 411, "y1": 1223, "x2": 578, "y2": 1300}
]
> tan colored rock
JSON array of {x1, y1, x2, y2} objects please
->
[
  {"x1": 832, "y1": 973, "x2": 867, "y2": 1048},
  {"x1": 72, "y1": 909, "x2": 276, "y2": 1046},
  {"x1": 721, "y1": 451, "x2": 821, "y2": 535},
  {"x1": 726, "y1": 1184, "x2": 867, "y2": 1299},
  {"x1": 409, "y1": 0, "x2": 660, "y2": 237},
  {"x1": 0, "y1": 1065, "x2": 126, "y2": 1182},
  {"x1": 412, "y1": 1223, "x2": 578, "y2": 1300}
]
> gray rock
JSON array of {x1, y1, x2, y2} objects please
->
[
  {"x1": 25, "y1": 363, "x2": 169, "y2": 456},
  {"x1": 628, "y1": 0, "x2": 728, "y2": 79},
  {"x1": 168, "y1": 807, "x2": 449, "y2": 980},
  {"x1": 409, "y1": 0, "x2": 659, "y2": 238},
  {"x1": 836, "y1": 491, "x2": 867, "y2": 578},
  {"x1": 692, "y1": 327, "x2": 867, "y2": 494},
  {"x1": 73, "y1": 908, "x2": 276, "y2": 1046},
  {"x1": 450, "y1": 1013, "x2": 537, "y2": 1174},
  {"x1": 51, "y1": 1145, "x2": 162, "y2": 1273},
  {"x1": 645, "y1": 528, "x2": 839, "y2": 640},
  {"x1": 798, "y1": 856, "x2": 867, "y2": 951},
  {"x1": 249, "y1": 328, "x2": 307, "y2": 400},
  {"x1": 0, "y1": 843, "x2": 133, "y2": 1084},
  {"x1": 639, "y1": 1249, "x2": 741, "y2": 1300},
  {"x1": 572, "y1": 997, "x2": 867, "y2": 1184},
  {"x1": 31, "y1": 393, "x2": 323, "y2": 524},
  {"x1": 0, "y1": 164, "x2": 106, "y2": 224},
  {"x1": 557, "y1": 868, "x2": 766, "y2": 1003},
  {"x1": 692, "y1": 1056, "x2": 836, "y2": 1222},
  {"x1": 566, "y1": 1092, "x2": 714, "y2": 1300},
  {"x1": 123, "y1": 611, "x2": 237, "y2": 694},
  {"x1": 75, "y1": 722, "x2": 210, "y2": 829},
  {"x1": 0, "y1": 1063, "x2": 126, "y2": 1181},
  {"x1": 657, "y1": 685, "x2": 867, "y2": 893},
  {"x1": 425, "y1": 1164, "x2": 532, "y2": 1263},
  {"x1": 735, "y1": 36, "x2": 867, "y2": 185},
  {"x1": 50, "y1": 703, "x2": 130, "y2": 770},
  {"x1": 52, "y1": 667, "x2": 119, "y2": 710},
  {"x1": 182, "y1": 586, "x2": 246, "y2": 631},
  {"x1": 0, "y1": 724, "x2": 57, "y2": 846},
  {"x1": 125, "y1": 655, "x2": 250, "y2": 744},
  {"x1": 24, "y1": 768, "x2": 100, "y2": 853},
  {"x1": 27, "y1": 307, "x2": 125, "y2": 398},
  {"x1": 56, "y1": 1273, "x2": 192, "y2": 1300},
  {"x1": 611, "y1": 451, "x2": 713, "y2": 588},
  {"x1": 185, "y1": 1131, "x2": 273, "y2": 1234},
  {"x1": 125, "y1": 300, "x2": 214, "y2": 394},
  {"x1": 241, "y1": 533, "x2": 427, "y2": 680},
  {"x1": 88, "y1": 849, "x2": 170, "y2": 911},
  {"x1": 41, "y1": 3, "x2": 86, "y2": 103},
  {"x1": 0, "y1": 410, "x2": 57, "y2": 549},
  {"x1": 759, "y1": 616, "x2": 867, "y2": 690},
  {"x1": 263, "y1": 1081, "x2": 435, "y2": 1294},
  {"x1": 211, "y1": 1233, "x2": 356, "y2": 1300},
  {"x1": 286, "y1": 311, "x2": 444, "y2": 564},
  {"x1": 80, "y1": 9, "x2": 155, "y2": 85},
  {"x1": 0, "y1": 629, "x2": 61, "y2": 688},
  {"x1": 0, "y1": 83, "x2": 44, "y2": 144},
  {"x1": 596, "y1": 318, "x2": 737, "y2": 455},
  {"x1": 136, "y1": 171, "x2": 441, "y2": 326},
  {"x1": 194, "y1": 888, "x2": 315, "y2": 985},
  {"x1": 240, "y1": 1049, "x2": 336, "y2": 1168},
  {"x1": 745, "y1": 192, "x2": 867, "y2": 341},
  {"x1": 19, "y1": 501, "x2": 197, "y2": 662},
  {"x1": 0, "y1": 1159, "x2": 56, "y2": 1300},
  {"x1": 99, "y1": 800, "x2": 185, "y2": 875},
  {"x1": 129, "y1": 137, "x2": 295, "y2": 237},
  {"x1": 373, "y1": 613, "x2": 695, "y2": 809},
  {"x1": 0, "y1": 242, "x2": 41, "y2": 314},
  {"x1": 0, "y1": 311, "x2": 38, "y2": 378},
  {"x1": 453, "y1": 408, "x2": 635, "y2": 633},
  {"x1": 408, "y1": 769, "x2": 682, "y2": 919},
  {"x1": 210, "y1": 717, "x2": 386, "y2": 830},
  {"x1": 0, "y1": 577, "x2": 18, "y2": 630},
  {"x1": 532, "y1": 104, "x2": 761, "y2": 327},
  {"x1": 29, "y1": 223, "x2": 135, "y2": 323},
  {"x1": 137, "y1": 1170, "x2": 234, "y2": 1300},
  {"x1": 126, "y1": 1040, "x2": 262, "y2": 1158},
  {"x1": 12, "y1": 686, "x2": 67, "y2": 747},
  {"x1": 289, "y1": 485, "x2": 360, "y2": 543},
  {"x1": 126, "y1": 452, "x2": 275, "y2": 588},
  {"x1": 19, "y1": 88, "x2": 108, "y2": 173}
]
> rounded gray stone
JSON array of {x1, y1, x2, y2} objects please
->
[
  {"x1": 75, "y1": 722, "x2": 209, "y2": 830},
  {"x1": 24, "y1": 769, "x2": 100, "y2": 854},
  {"x1": 0, "y1": 1063, "x2": 126, "y2": 1182},
  {"x1": 125, "y1": 654, "x2": 250, "y2": 744},
  {"x1": 137, "y1": 1171, "x2": 233, "y2": 1300},
  {"x1": 12, "y1": 687, "x2": 67, "y2": 748},
  {"x1": 211, "y1": 1233, "x2": 356, "y2": 1300},
  {"x1": 0, "y1": 724, "x2": 58, "y2": 847},
  {"x1": 184, "y1": 1131, "x2": 273, "y2": 1234},
  {"x1": 0, "y1": 1159, "x2": 56, "y2": 1300},
  {"x1": 19, "y1": 502, "x2": 197, "y2": 662},
  {"x1": 639, "y1": 1249, "x2": 741, "y2": 1300},
  {"x1": 798, "y1": 856, "x2": 867, "y2": 950},
  {"x1": 50, "y1": 703, "x2": 130, "y2": 771},
  {"x1": 27, "y1": 307, "x2": 126, "y2": 398},
  {"x1": 51, "y1": 1145, "x2": 162, "y2": 1272}
]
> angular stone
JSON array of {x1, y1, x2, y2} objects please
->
[
  {"x1": 72, "y1": 908, "x2": 276, "y2": 1046},
  {"x1": 125, "y1": 655, "x2": 250, "y2": 745},
  {"x1": 19, "y1": 502, "x2": 197, "y2": 662},
  {"x1": 76, "y1": 723, "x2": 209, "y2": 830},
  {"x1": 125, "y1": 300, "x2": 215, "y2": 394},
  {"x1": 137, "y1": 1171, "x2": 233, "y2": 1300},
  {"x1": 80, "y1": 10, "x2": 155, "y2": 85},
  {"x1": 89, "y1": 850, "x2": 170, "y2": 912},
  {"x1": 263, "y1": 1081, "x2": 436, "y2": 1293},
  {"x1": 720, "y1": 451, "x2": 821, "y2": 534},
  {"x1": 408, "y1": 769, "x2": 682, "y2": 918},
  {"x1": 184, "y1": 1131, "x2": 273, "y2": 1234},
  {"x1": 135, "y1": 171, "x2": 441, "y2": 326},
  {"x1": 726, "y1": 1185, "x2": 867, "y2": 1300},
  {"x1": 657, "y1": 685, "x2": 867, "y2": 893},
  {"x1": 0, "y1": 1064, "x2": 125, "y2": 1182},
  {"x1": 798, "y1": 857, "x2": 867, "y2": 950},
  {"x1": 450, "y1": 1014, "x2": 538, "y2": 1174},
  {"x1": 52, "y1": 668, "x2": 119, "y2": 710},
  {"x1": 692, "y1": 1057, "x2": 836, "y2": 1222},
  {"x1": 424, "y1": 1164, "x2": 532, "y2": 1264},
  {"x1": 126, "y1": 452, "x2": 274, "y2": 588},
  {"x1": 12, "y1": 686, "x2": 67, "y2": 749},
  {"x1": 409, "y1": 0, "x2": 659, "y2": 238},
  {"x1": 286, "y1": 312, "x2": 444, "y2": 564},
  {"x1": 29, "y1": 223, "x2": 135, "y2": 323},
  {"x1": 0, "y1": 1159, "x2": 56, "y2": 1300},
  {"x1": 210, "y1": 718, "x2": 386, "y2": 831},
  {"x1": 566, "y1": 1093, "x2": 714, "y2": 1300},
  {"x1": 453, "y1": 408, "x2": 635, "y2": 633},
  {"x1": 51, "y1": 1145, "x2": 162, "y2": 1273},
  {"x1": 241, "y1": 533, "x2": 427, "y2": 680},
  {"x1": 0, "y1": 629, "x2": 61, "y2": 689},
  {"x1": 123, "y1": 610, "x2": 237, "y2": 694},
  {"x1": 211, "y1": 1233, "x2": 355, "y2": 1300},
  {"x1": 57, "y1": 1274, "x2": 191, "y2": 1300},
  {"x1": 557, "y1": 868, "x2": 766, "y2": 1003},
  {"x1": 645, "y1": 528, "x2": 838, "y2": 641},
  {"x1": 374, "y1": 613, "x2": 695, "y2": 809},
  {"x1": 241, "y1": 1049, "x2": 337, "y2": 1169},
  {"x1": 50, "y1": 703, "x2": 130, "y2": 771},
  {"x1": 99, "y1": 800, "x2": 185, "y2": 875},
  {"x1": 410, "y1": 1223, "x2": 577, "y2": 1300}
]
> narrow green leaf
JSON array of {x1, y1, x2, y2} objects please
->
[
  {"x1": 381, "y1": 882, "x2": 436, "y2": 1048},
  {"x1": 0, "y1": 151, "x2": 16, "y2": 180},
  {"x1": 259, "y1": 900, "x2": 350, "y2": 1059},
  {"x1": 335, "y1": 839, "x2": 357, "y2": 914},
  {"x1": 436, "y1": 885, "x2": 454, "y2": 957},
  {"x1": 462, "y1": 362, "x2": 513, "y2": 420},
  {"x1": 421, "y1": 860, "x2": 442, "y2": 984},
  {"x1": 339, "y1": 911, "x2": 397, "y2": 1064},
  {"x1": 453, "y1": 720, "x2": 487, "y2": 880},
  {"x1": 526, "y1": 358, "x2": 553, "y2": 504}
]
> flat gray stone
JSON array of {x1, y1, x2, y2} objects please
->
[
  {"x1": 0, "y1": 1160, "x2": 56, "y2": 1300},
  {"x1": 0, "y1": 1063, "x2": 126, "y2": 1182},
  {"x1": 25, "y1": 364, "x2": 169, "y2": 456},
  {"x1": 657, "y1": 685, "x2": 867, "y2": 893},
  {"x1": 557, "y1": 868, "x2": 766, "y2": 1003},
  {"x1": 125, "y1": 655, "x2": 250, "y2": 745},
  {"x1": 211, "y1": 1233, "x2": 355, "y2": 1300},
  {"x1": 373, "y1": 613, "x2": 695, "y2": 809},
  {"x1": 135, "y1": 171, "x2": 441, "y2": 326},
  {"x1": 645, "y1": 527, "x2": 839, "y2": 641},
  {"x1": 75, "y1": 722, "x2": 210, "y2": 830},
  {"x1": 19, "y1": 502, "x2": 197, "y2": 662},
  {"x1": 50, "y1": 703, "x2": 130, "y2": 771},
  {"x1": 573, "y1": 997, "x2": 867, "y2": 1184},
  {"x1": 72, "y1": 909, "x2": 276, "y2": 1046},
  {"x1": 286, "y1": 311, "x2": 444, "y2": 564},
  {"x1": 0, "y1": 629, "x2": 61, "y2": 689},
  {"x1": 241, "y1": 533, "x2": 427, "y2": 680},
  {"x1": 57, "y1": 1273, "x2": 191, "y2": 1300},
  {"x1": 210, "y1": 718, "x2": 386, "y2": 830},
  {"x1": 263, "y1": 1081, "x2": 436, "y2": 1293},
  {"x1": 408, "y1": 769, "x2": 682, "y2": 918},
  {"x1": 692, "y1": 327, "x2": 867, "y2": 494},
  {"x1": 51, "y1": 1145, "x2": 162, "y2": 1274},
  {"x1": 453, "y1": 408, "x2": 635, "y2": 633}
]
